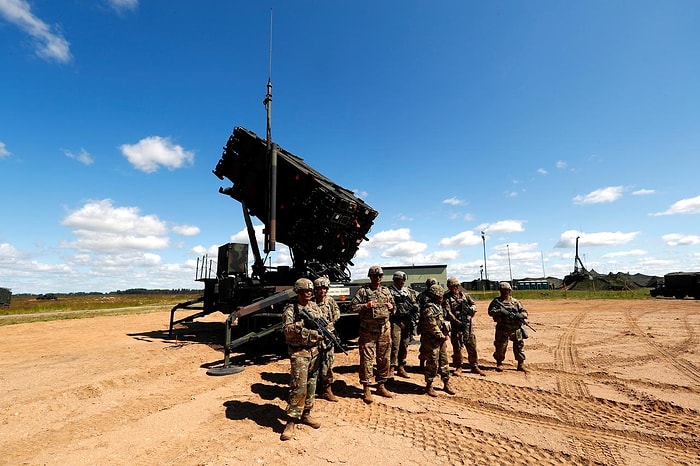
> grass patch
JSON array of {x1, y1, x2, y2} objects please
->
[{"x1": 0, "y1": 292, "x2": 201, "y2": 326}]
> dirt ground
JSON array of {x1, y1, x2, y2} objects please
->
[{"x1": 1, "y1": 298, "x2": 700, "y2": 466}]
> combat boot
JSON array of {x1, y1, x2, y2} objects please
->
[
  {"x1": 495, "y1": 361, "x2": 504, "y2": 372},
  {"x1": 363, "y1": 384, "x2": 373, "y2": 404},
  {"x1": 280, "y1": 419, "x2": 296, "y2": 441},
  {"x1": 443, "y1": 377, "x2": 455, "y2": 395},
  {"x1": 300, "y1": 410, "x2": 321, "y2": 429},
  {"x1": 376, "y1": 383, "x2": 394, "y2": 398},
  {"x1": 320, "y1": 385, "x2": 338, "y2": 402},
  {"x1": 396, "y1": 365, "x2": 409, "y2": 378},
  {"x1": 470, "y1": 363, "x2": 485, "y2": 376},
  {"x1": 425, "y1": 382, "x2": 438, "y2": 397},
  {"x1": 453, "y1": 366, "x2": 462, "y2": 377},
  {"x1": 517, "y1": 361, "x2": 527, "y2": 373}
]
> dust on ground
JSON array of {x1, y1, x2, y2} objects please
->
[{"x1": 1, "y1": 299, "x2": 699, "y2": 465}]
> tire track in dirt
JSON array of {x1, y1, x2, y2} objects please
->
[
  {"x1": 335, "y1": 401, "x2": 607, "y2": 465},
  {"x1": 552, "y1": 310, "x2": 589, "y2": 398},
  {"x1": 625, "y1": 308, "x2": 700, "y2": 385}
]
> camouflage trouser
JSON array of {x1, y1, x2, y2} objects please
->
[
  {"x1": 450, "y1": 329, "x2": 479, "y2": 367},
  {"x1": 318, "y1": 346, "x2": 335, "y2": 389},
  {"x1": 285, "y1": 346, "x2": 320, "y2": 419},
  {"x1": 358, "y1": 323, "x2": 391, "y2": 385},
  {"x1": 493, "y1": 325, "x2": 525, "y2": 364},
  {"x1": 421, "y1": 339, "x2": 450, "y2": 383},
  {"x1": 390, "y1": 318, "x2": 412, "y2": 368}
]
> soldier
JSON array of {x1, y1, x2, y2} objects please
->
[
  {"x1": 443, "y1": 277, "x2": 485, "y2": 376},
  {"x1": 351, "y1": 265, "x2": 395, "y2": 404},
  {"x1": 487, "y1": 281, "x2": 529, "y2": 373},
  {"x1": 313, "y1": 276, "x2": 341, "y2": 402},
  {"x1": 388, "y1": 271, "x2": 419, "y2": 378},
  {"x1": 417, "y1": 277, "x2": 438, "y2": 309},
  {"x1": 416, "y1": 277, "x2": 438, "y2": 370},
  {"x1": 280, "y1": 278, "x2": 324, "y2": 441},
  {"x1": 419, "y1": 284, "x2": 455, "y2": 396}
]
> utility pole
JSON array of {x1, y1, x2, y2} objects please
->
[
  {"x1": 481, "y1": 231, "x2": 488, "y2": 287},
  {"x1": 507, "y1": 244, "x2": 513, "y2": 287}
]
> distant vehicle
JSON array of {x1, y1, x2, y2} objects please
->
[
  {"x1": 36, "y1": 293, "x2": 58, "y2": 300},
  {"x1": 0, "y1": 287, "x2": 11, "y2": 306},
  {"x1": 650, "y1": 272, "x2": 700, "y2": 299}
]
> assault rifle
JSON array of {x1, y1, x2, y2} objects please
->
[
  {"x1": 492, "y1": 300, "x2": 536, "y2": 333},
  {"x1": 297, "y1": 308, "x2": 348, "y2": 355},
  {"x1": 393, "y1": 293, "x2": 420, "y2": 337}
]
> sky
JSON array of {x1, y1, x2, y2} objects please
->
[{"x1": 1, "y1": 0, "x2": 700, "y2": 294}]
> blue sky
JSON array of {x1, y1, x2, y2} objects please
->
[{"x1": 1, "y1": 0, "x2": 700, "y2": 294}]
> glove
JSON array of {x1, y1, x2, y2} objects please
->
[{"x1": 307, "y1": 329, "x2": 322, "y2": 345}]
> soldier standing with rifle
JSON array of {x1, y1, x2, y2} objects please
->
[
  {"x1": 416, "y1": 277, "x2": 438, "y2": 370},
  {"x1": 351, "y1": 265, "x2": 395, "y2": 404},
  {"x1": 280, "y1": 278, "x2": 324, "y2": 441},
  {"x1": 443, "y1": 277, "x2": 485, "y2": 376},
  {"x1": 313, "y1": 276, "x2": 341, "y2": 402},
  {"x1": 388, "y1": 271, "x2": 419, "y2": 379},
  {"x1": 487, "y1": 281, "x2": 530, "y2": 373},
  {"x1": 419, "y1": 284, "x2": 455, "y2": 396}
]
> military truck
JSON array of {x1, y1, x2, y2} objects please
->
[
  {"x1": 0, "y1": 287, "x2": 11, "y2": 306},
  {"x1": 650, "y1": 272, "x2": 700, "y2": 299}
]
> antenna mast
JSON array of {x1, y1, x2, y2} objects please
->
[{"x1": 263, "y1": 8, "x2": 277, "y2": 253}]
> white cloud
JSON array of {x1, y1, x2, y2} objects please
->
[
  {"x1": 172, "y1": 224, "x2": 200, "y2": 236},
  {"x1": 382, "y1": 241, "x2": 428, "y2": 258},
  {"x1": 120, "y1": 136, "x2": 194, "y2": 173},
  {"x1": 554, "y1": 229, "x2": 639, "y2": 248},
  {"x1": 662, "y1": 233, "x2": 700, "y2": 246},
  {"x1": 601, "y1": 249, "x2": 647, "y2": 258},
  {"x1": 537, "y1": 168, "x2": 547, "y2": 175},
  {"x1": 439, "y1": 230, "x2": 481, "y2": 247},
  {"x1": 0, "y1": 141, "x2": 10, "y2": 158},
  {"x1": 573, "y1": 186, "x2": 624, "y2": 205},
  {"x1": 367, "y1": 228, "x2": 412, "y2": 248},
  {"x1": 442, "y1": 197, "x2": 465, "y2": 206},
  {"x1": 63, "y1": 148, "x2": 93, "y2": 165},
  {"x1": 107, "y1": 0, "x2": 138, "y2": 11},
  {"x1": 556, "y1": 160, "x2": 567, "y2": 169},
  {"x1": 0, "y1": 0, "x2": 72, "y2": 63},
  {"x1": 652, "y1": 195, "x2": 700, "y2": 216},
  {"x1": 477, "y1": 220, "x2": 525, "y2": 233},
  {"x1": 61, "y1": 199, "x2": 170, "y2": 253},
  {"x1": 632, "y1": 189, "x2": 654, "y2": 196}
]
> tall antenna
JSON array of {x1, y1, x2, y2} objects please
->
[{"x1": 263, "y1": 8, "x2": 277, "y2": 253}]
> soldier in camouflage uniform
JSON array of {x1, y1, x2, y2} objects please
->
[
  {"x1": 487, "y1": 281, "x2": 529, "y2": 373},
  {"x1": 313, "y1": 276, "x2": 341, "y2": 402},
  {"x1": 388, "y1": 271, "x2": 419, "y2": 379},
  {"x1": 416, "y1": 277, "x2": 438, "y2": 370},
  {"x1": 280, "y1": 278, "x2": 324, "y2": 441},
  {"x1": 443, "y1": 277, "x2": 485, "y2": 376},
  {"x1": 419, "y1": 284, "x2": 455, "y2": 396},
  {"x1": 351, "y1": 265, "x2": 395, "y2": 404}
]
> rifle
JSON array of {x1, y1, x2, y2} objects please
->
[
  {"x1": 492, "y1": 300, "x2": 536, "y2": 333},
  {"x1": 297, "y1": 308, "x2": 349, "y2": 355}
]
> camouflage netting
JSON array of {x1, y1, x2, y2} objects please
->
[{"x1": 561, "y1": 269, "x2": 654, "y2": 291}]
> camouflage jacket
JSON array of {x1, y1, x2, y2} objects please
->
[
  {"x1": 351, "y1": 284, "x2": 395, "y2": 329},
  {"x1": 487, "y1": 297, "x2": 528, "y2": 331},
  {"x1": 315, "y1": 295, "x2": 340, "y2": 332},
  {"x1": 283, "y1": 299, "x2": 324, "y2": 348},
  {"x1": 442, "y1": 290, "x2": 477, "y2": 329},
  {"x1": 420, "y1": 302, "x2": 448, "y2": 346}
]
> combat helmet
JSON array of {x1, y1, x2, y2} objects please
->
[
  {"x1": 428, "y1": 284, "x2": 444, "y2": 298},
  {"x1": 425, "y1": 277, "x2": 437, "y2": 287},
  {"x1": 368, "y1": 265, "x2": 384, "y2": 277},
  {"x1": 293, "y1": 278, "x2": 314, "y2": 293},
  {"x1": 393, "y1": 271, "x2": 407, "y2": 281},
  {"x1": 313, "y1": 277, "x2": 330, "y2": 289},
  {"x1": 447, "y1": 277, "x2": 460, "y2": 287}
]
